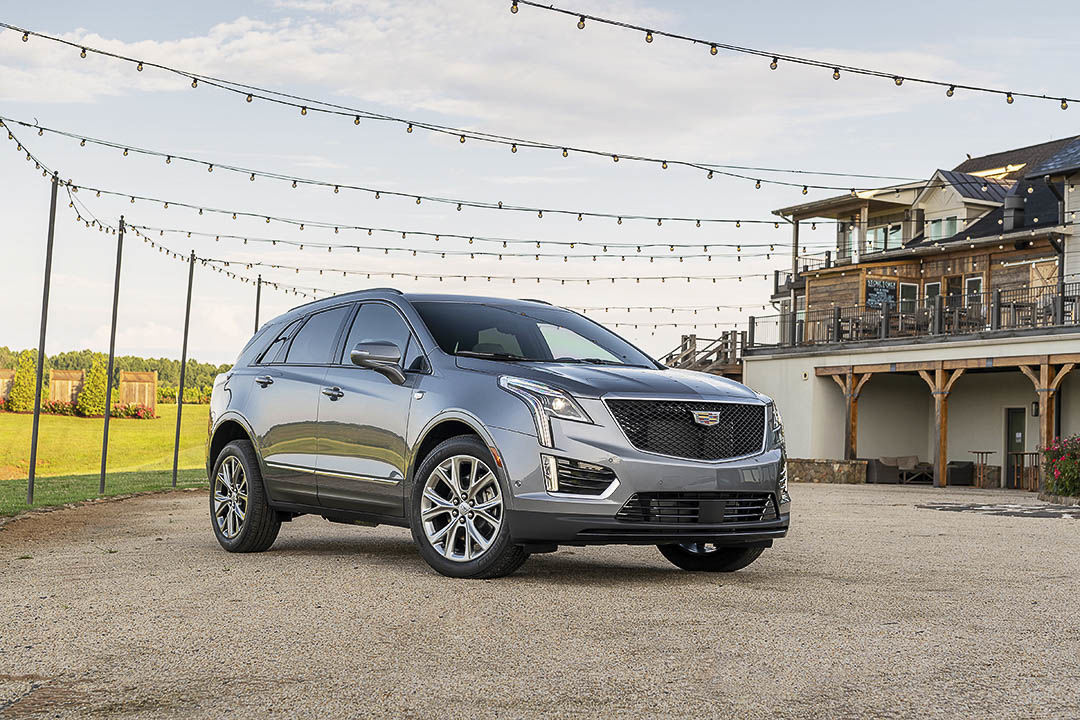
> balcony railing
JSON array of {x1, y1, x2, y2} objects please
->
[
  {"x1": 747, "y1": 281, "x2": 1080, "y2": 351},
  {"x1": 773, "y1": 253, "x2": 833, "y2": 295}
]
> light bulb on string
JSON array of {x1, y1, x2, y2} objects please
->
[
  {"x1": 577, "y1": 16, "x2": 585, "y2": 29},
  {"x1": 645, "y1": 30, "x2": 653, "y2": 43},
  {"x1": 946, "y1": 85, "x2": 955, "y2": 97},
  {"x1": 769, "y1": 57, "x2": 778, "y2": 70}
]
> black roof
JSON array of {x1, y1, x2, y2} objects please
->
[
  {"x1": 1026, "y1": 137, "x2": 1080, "y2": 179},
  {"x1": 952, "y1": 135, "x2": 1080, "y2": 182}
]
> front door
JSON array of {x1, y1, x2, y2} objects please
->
[
  {"x1": 316, "y1": 302, "x2": 425, "y2": 515},
  {"x1": 1005, "y1": 408, "x2": 1026, "y2": 488}
]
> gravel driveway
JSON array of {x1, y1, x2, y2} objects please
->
[{"x1": 1, "y1": 484, "x2": 1077, "y2": 719}]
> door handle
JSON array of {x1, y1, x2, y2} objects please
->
[
  {"x1": 255, "y1": 375, "x2": 274, "y2": 387},
  {"x1": 322, "y1": 386, "x2": 344, "y2": 400}
]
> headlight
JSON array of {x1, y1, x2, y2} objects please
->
[
  {"x1": 768, "y1": 402, "x2": 784, "y2": 448},
  {"x1": 499, "y1": 376, "x2": 591, "y2": 447}
]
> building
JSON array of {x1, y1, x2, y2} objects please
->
[{"x1": 740, "y1": 136, "x2": 1080, "y2": 489}]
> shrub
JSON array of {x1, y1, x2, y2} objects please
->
[
  {"x1": 76, "y1": 355, "x2": 108, "y2": 417},
  {"x1": 9, "y1": 350, "x2": 37, "y2": 413},
  {"x1": 1043, "y1": 436, "x2": 1080, "y2": 497},
  {"x1": 42, "y1": 400, "x2": 77, "y2": 416},
  {"x1": 111, "y1": 403, "x2": 156, "y2": 420}
]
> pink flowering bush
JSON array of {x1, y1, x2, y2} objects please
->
[
  {"x1": 1043, "y1": 436, "x2": 1080, "y2": 497},
  {"x1": 42, "y1": 400, "x2": 77, "y2": 416},
  {"x1": 111, "y1": 403, "x2": 156, "y2": 420}
]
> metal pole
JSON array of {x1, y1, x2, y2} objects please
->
[
  {"x1": 254, "y1": 274, "x2": 262, "y2": 333},
  {"x1": 27, "y1": 173, "x2": 59, "y2": 505},
  {"x1": 172, "y1": 251, "x2": 195, "y2": 488},
  {"x1": 99, "y1": 217, "x2": 125, "y2": 495}
]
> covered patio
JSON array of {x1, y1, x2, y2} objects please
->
[{"x1": 816, "y1": 354, "x2": 1078, "y2": 489}]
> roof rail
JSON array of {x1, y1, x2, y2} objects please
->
[
  {"x1": 361, "y1": 287, "x2": 403, "y2": 294},
  {"x1": 519, "y1": 298, "x2": 552, "y2": 305}
]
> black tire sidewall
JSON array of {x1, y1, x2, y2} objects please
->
[
  {"x1": 656, "y1": 544, "x2": 764, "y2": 572},
  {"x1": 409, "y1": 436, "x2": 521, "y2": 578},
  {"x1": 210, "y1": 439, "x2": 279, "y2": 552}
]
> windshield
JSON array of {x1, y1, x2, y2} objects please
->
[{"x1": 412, "y1": 301, "x2": 656, "y2": 368}]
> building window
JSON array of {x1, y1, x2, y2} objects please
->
[
  {"x1": 924, "y1": 281, "x2": 941, "y2": 308},
  {"x1": 965, "y1": 275, "x2": 983, "y2": 305},
  {"x1": 899, "y1": 283, "x2": 918, "y2": 313},
  {"x1": 945, "y1": 216, "x2": 958, "y2": 237}
]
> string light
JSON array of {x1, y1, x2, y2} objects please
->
[
  {"x1": 0, "y1": 24, "x2": 928, "y2": 190},
  {"x1": 2, "y1": 115, "x2": 840, "y2": 226},
  {"x1": 507, "y1": 4, "x2": 1077, "y2": 110}
]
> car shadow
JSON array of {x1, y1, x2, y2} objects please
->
[{"x1": 266, "y1": 534, "x2": 765, "y2": 585}]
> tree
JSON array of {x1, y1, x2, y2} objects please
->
[
  {"x1": 9, "y1": 350, "x2": 37, "y2": 413},
  {"x1": 76, "y1": 354, "x2": 108, "y2": 417}
]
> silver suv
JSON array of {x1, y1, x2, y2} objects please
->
[{"x1": 207, "y1": 290, "x2": 789, "y2": 578}]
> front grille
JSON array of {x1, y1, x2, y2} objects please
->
[
  {"x1": 553, "y1": 457, "x2": 617, "y2": 495},
  {"x1": 616, "y1": 492, "x2": 775, "y2": 524},
  {"x1": 605, "y1": 399, "x2": 765, "y2": 461}
]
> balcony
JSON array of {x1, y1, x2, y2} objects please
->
[
  {"x1": 747, "y1": 281, "x2": 1080, "y2": 353},
  {"x1": 771, "y1": 253, "x2": 834, "y2": 299}
]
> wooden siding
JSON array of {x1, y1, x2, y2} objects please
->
[
  {"x1": 119, "y1": 371, "x2": 157, "y2": 412},
  {"x1": 0, "y1": 369, "x2": 12, "y2": 401},
  {"x1": 49, "y1": 369, "x2": 84, "y2": 403}
]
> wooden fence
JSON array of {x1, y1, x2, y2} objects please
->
[
  {"x1": 49, "y1": 369, "x2": 84, "y2": 403},
  {"x1": 119, "y1": 371, "x2": 157, "y2": 412},
  {"x1": 0, "y1": 369, "x2": 12, "y2": 401}
]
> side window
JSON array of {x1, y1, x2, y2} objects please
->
[
  {"x1": 341, "y1": 303, "x2": 424, "y2": 370},
  {"x1": 285, "y1": 307, "x2": 350, "y2": 365},
  {"x1": 257, "y1": 319, "x2": 301, "y2": 365}
]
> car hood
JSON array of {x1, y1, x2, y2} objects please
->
[{"x1": 453, "y1": 357, "x2": 761, "y2": 401}]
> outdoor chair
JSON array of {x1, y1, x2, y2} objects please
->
[{"x1": 896, "y1": 456, "x2": 933, "y2": 484}]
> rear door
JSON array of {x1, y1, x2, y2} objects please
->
[
  {"x1": 243, "y1": 305, "x2": 351, "y2": 506},
  {"x1": 316, "y1": 301, "x2": 427, "y2": 515}
]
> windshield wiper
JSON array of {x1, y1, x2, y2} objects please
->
[
  {"x1": 556, "y1": 357, "x2": 637, "y2": 367},
  {"x1": 455, "y1": 350, "x2": 530, "y2": 361}
]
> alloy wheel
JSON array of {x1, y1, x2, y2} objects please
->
[
  {"x1": 420, "y1": 455, "x2": 503, "y2": 562},
  {"x1": 214, "y1": 456, "x2": 249, "y2": 540},
  {"x1": 679, "y1": 542, "x2": 719, "y2": 554}
]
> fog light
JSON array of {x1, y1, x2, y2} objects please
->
[
  {"x1": 541, "y1": 455, "x2": 559, "y2": 492},
  {"x1": 540, "y1": 455, "x2": 618, "y2": 496}
]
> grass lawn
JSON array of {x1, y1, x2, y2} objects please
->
[
  {"x1": 0, "y1": 468, "x2": 206, "y2": 516},
  {"x1": 0, "y1": 404, "x2": 209, "y2": 481}
]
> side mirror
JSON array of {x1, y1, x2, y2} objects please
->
[{"x1": 350, "y1": 341, "x2": 406, "y2": 385}]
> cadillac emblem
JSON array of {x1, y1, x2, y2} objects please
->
[{"x1": 690, "y1": 410, "x2": 721, "y2": 427}]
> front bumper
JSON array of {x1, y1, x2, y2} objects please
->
[
  {"x1": 488, "y1": 408, "x2": 789, "y2": 547},
  {"x1": 507, "y1": 508, "x2": 788, "y2": 546}
]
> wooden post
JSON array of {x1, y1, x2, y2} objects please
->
[
  {"x1": 833, "y1": 370, "x2": 872, "y2": 461},
  {"x1": 790, "y1": 220, "x2": 800, "y2": 311},
  {"x1": 919, "y1": 365, "x2": 965, "y2": 487}
]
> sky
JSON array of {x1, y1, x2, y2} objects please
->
[{"x1": 1, "y1": 0, "x2": 1079, "y2": 364}]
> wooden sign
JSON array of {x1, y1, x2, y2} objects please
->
[{"x1": 865, "y1": 278, "x2": 898, "y2": 308}]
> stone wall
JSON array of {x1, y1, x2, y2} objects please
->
[{"x1": 788, "y1": 458, "x2": 868, "y2": 484}]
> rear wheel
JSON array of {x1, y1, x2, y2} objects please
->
[
  {"x1": 657, "y1": 543, "x2": 764, "y2": 572},
  {"x1": 409, "y1": 436, "x2": 528, "y2": 579},
  {"x1": 211, "y1": 439, "x2": 281, "y2": 553}
]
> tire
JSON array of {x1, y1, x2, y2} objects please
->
[
  {"x1": 210, "y1": 439, "x2": 281, "y2": 553},
  {"x1": 656, "y1": 543, "x2": 765, "y2": 572},
  {"x1": 409, "y1": 436, "x2": 528, "y2": 579}
]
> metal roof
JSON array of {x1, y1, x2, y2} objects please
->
[
  {"x1": 952, "y1": 135, "x2": 1080, "y2": 182},
  {"x1": 936, "y1": 170, "x2": 1011, "y2": 203}
]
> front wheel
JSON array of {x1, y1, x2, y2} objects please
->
[
  {"x1": 210, "y1": 439, "x2": 281, "y2": 553},
  {"x1": 409, "y1": 436, "x2": 528, "y2": 579},
  {"x1": 657, "y1": 543, "x2": 764, "y2": 572}
]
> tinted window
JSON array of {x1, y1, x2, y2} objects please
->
[
  {"x1": 341, "y1": 303, "x2": 425, "y2": 371},
  {"x1": 285, "y1": 307, "x2": 350, "y2": 365},
  {"x1": 257, "y1": 319, "x2": 301, "y2": 364},
  {"x1": 412, "y1": 302, "x2": 654, "y2": 367}
]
